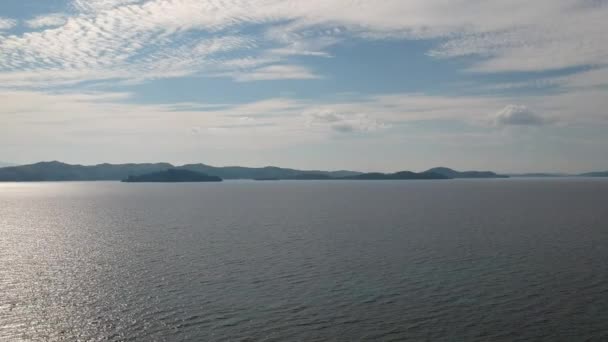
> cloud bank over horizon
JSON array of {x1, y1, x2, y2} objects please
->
[{"x1": 0, "y1": 0, "x2": 607, "y2": 172}]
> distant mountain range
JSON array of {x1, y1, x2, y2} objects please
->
[
  {"x1": 123, "y1": 169, "x2": 449, "y2": 183},
  {"x1": 424, "y1": 167, "x2": 508, "y2": 179},
  {"x1": 508, "y1": 173, "x2": 570, "y2": 178},
  {"x1": 347, "y1": 171, "x2": 448, "y2": 180},
  {"x1": 0, "y1": 161, "x2": 175, "y2": 181},
  {"x1": 0, "y1": 161, "x2": 360, "y2": 182},
  {"x1": 508, "y1": 171, "x2": 608, "y2": 177},
  {"x1": 579, "y1": 171, "x2": 608, "y2": 177},
  {"x1": 177, "y1": 163, "x2": 359, "y2": 180},
  {"x1": 0, "y1": 162, "x2": 606, "y2": 182}
]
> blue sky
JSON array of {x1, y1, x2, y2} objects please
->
[{"x1": 1, "y1": 0, "x2": 607, "y2": 172}]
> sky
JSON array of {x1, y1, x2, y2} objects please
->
[{"x1": 0, "y1": 0, "x2": 607, "y2": 173}]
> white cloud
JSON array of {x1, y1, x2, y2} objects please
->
[
  {"x1": 231, "y1": 65, "x2": 321, "y2": 82},
  {"x1": 0, "y1": 17, "x2": 17, "y2": 30},
  {"x1": 493, "y1": 105, "x2": 549, "y2": 126},
  {"x1": 26, "y1": 14, "x2": 68, "y2": 29}
]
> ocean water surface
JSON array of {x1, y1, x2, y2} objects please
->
[{"x1": 1, "y1": 179, "x2": 608, "y2": 341}]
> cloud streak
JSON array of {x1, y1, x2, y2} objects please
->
[
  {"x1": 231, "y1": 65, "x2": 321, "y2": 82},
  {"x1": 305, "y1": 109, "x2": 387, "y2": 133}
]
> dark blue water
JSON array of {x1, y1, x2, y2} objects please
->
[{"x1": 1, "y1": 179, "x2": 608, "y2": 341}]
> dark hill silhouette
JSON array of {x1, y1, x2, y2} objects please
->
[
  {"x1": 0, "y1": 161, "x2": 172, "y2": 181},
  {"x1": 424, "y1": 167, "x2": 509, "y2": 179},
  {"x1": 177, "y1": 163, "x2": 359, "y2": 180},
  {"x1": 0, "y1": 161, "x2": 359, "y2": 182},
  {"x1": 345, "y1": 171, "x2": 448, "y2": 180},
  {"x1": 508, "y1": 173, "x2": 568, "y2": 177},
  {"x1": 122, "y1": 169, "x2": 222, "y2": 182}
]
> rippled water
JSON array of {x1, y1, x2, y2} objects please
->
[{"x1": 1, "y1": 179, "x2": 608, "y2": 341}]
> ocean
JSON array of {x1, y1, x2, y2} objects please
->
[{"x1": 1, "y1": 179, "x2": 607, "y2": 341}]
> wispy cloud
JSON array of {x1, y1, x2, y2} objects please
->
[
  {"x1": 25, "y1": 14, "x2": 68, "y2": 29},
  {"x1": 560, "y1": 67, "x2": 608, "y2": 89},
  {"x1": 0, "y1": 17, "x2": 17, "y2": 30},
  {"x1": 305, "y1": 109, "x2": 387, "y2": 133},
  {"x1": 1, "y1": 0, "x2": 606, "y2": 89},
  {"x1": 70, "y1": 0, "x2": 147, "y2": 13},
  {"x1": 231, "y1": 65, "x2": 321, "y2": 82}
]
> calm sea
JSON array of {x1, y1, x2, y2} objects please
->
[{"x1": 1, "y1": 179, "x2": 608, "y2": 341}]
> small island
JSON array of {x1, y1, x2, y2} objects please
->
[{"x1": 122, "y1": 169, "x2": 223, "y2": 183}]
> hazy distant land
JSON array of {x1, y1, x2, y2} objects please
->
[
  {"x1": 425, "y1": 167, "x2": 508, "y2": 179},
  {"x1": 0, "y1": 161, "x2": 606, "y2": 182},
  {"x1": 0, "y1": 162, "x2": 16, "y2": 168},
  {"x1": 0, "y1": 161, "x2": 360, "y2": 182},
  {"x1": 579, "y1": 171, "x2": 608, "y2": 177},
  {"x1": 122, "y1": 169, "x2": 222, "y2": 183}
]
